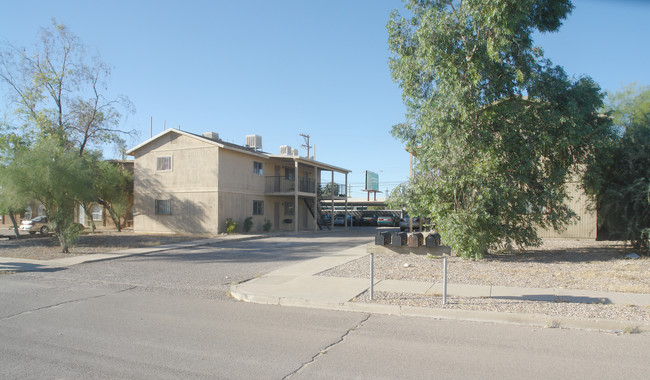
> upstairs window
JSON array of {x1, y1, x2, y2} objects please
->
[
  {"x1": 284, "y1": 167, "x2": 295, "y2": 181},
  {"x1": 254, "y1": 161, "x2": 263, "y2": 175},
  {"x1": 157, "y1": 156, "x2": 172, "y2": 171}
]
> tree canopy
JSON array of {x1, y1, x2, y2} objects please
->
[
  {"x1": 0, "y1": 21, "x2": 134, "y2": 251},
  {"x1": 585, "y1": 84, "x2": 650, "y2": 252},
  {"x1": 387, "y1": 0, "x2": 613, "y2": 258},
  {"x1": 0, "y1": 20, "x2": 134, "y2": 156}
]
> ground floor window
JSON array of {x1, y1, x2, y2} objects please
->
[
  {"x1": 91, "y1": 204, "x2": 103, "y2": 221},
  {"x1": 284, "y1": 202, "x2": 294, "y2": 216},
  {"x1": 253, "y1": 200, "x2": 264, "y2": 215},
  {"x1": 155, "y1": 199, "x2": 172, "y2": 215}
]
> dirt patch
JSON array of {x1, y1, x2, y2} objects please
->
[{"x1": 0, "y1": 231, "x2": 204, "y2": 261}]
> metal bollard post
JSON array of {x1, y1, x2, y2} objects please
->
[
  {"x1": 442, "y1": 256, "x2": 447, "y2": 305},
  {"x1": 370, "y1": 253, "x2": 374, "y2": 301}
]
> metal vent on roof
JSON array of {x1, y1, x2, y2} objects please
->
[
  {"x1": 246, "y1": 135, "x2": 262, "y2": 151},
  {"x1": 202, "y1": 132, "x2": 220, "y2": 141},
  {"x1": 280, "y1": 145, "x2": 292, "y2": 156}
]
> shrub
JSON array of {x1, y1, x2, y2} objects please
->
[
  {"x1": 262, "y1": 219, "x2": 272, "y2": 232},
  {"x1": 243, "y1": 217, "x2": 253, "y2": 233},
  {"x1": 225, "y1": 218, "x2": 238, "y2": 234}
]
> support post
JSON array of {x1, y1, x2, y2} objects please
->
[
  {"x1": 330, "y1": 171, "x2": 334, "y2": 229},
  {"x1": 344, "y1": 172, "x2": 349, "y2": 229},
  {"x1": 294, "y1": 161, "x2": 299, "y2": 233}
]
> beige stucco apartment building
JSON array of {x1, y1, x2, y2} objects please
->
[{"x1": 126, "y1": 129, "x2": 349, "y2": 234}]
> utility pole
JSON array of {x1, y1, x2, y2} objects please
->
[{"x1": 300, "y1": 133, "x2": 311, "y2": 158}]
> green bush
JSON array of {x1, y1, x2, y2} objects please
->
[
  {"x1": 262, "y1": 219, "x2": 272, "y2": 232},
  {"x1": 243, "y1": 217, "x2": 253, "y2": 233},
  {"x1": 225, "y1": 218, "x2": 238, "y2": 234}
]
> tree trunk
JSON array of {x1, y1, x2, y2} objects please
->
[
  {"x1": 8, "y1": 207, "x2": 20, "y2": 239},
  {"x1": 83, "y1": 204, "x2": 96, "y2": 234}
]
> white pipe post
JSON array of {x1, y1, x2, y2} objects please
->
[
  {"x1": 370, "y1": 253, "x2": 374, "y2": 301},
  {"x1": 443, "y1": 256, "x2": 448, "y2": 305}
]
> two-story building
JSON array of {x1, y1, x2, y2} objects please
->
[{"x1": 126, "y1": 129, "x2": 349, "y2": 234}]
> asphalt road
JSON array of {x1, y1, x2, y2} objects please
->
[{"x1": 1, "y1": 228, "x2": 649, "y2": 379}]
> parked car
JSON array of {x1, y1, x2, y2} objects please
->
[
  {"x1": 399, "y1": 216, "x2": 417, "y2": 231},
  {"x1": 333, "y1": 214, "x2": 357, "y2": 226},
  {"x1": 19, "y1": 216, "x2": 49, "y2": 234},
  {"x1": 360, "y1": 214, "x2": 378, "y2": 226},
  {"x1": 377, "y1": 214, "x2": 399, "y2": 227}
]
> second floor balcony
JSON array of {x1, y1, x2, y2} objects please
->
[{"x1": 265, "y1": 176, "x2": 316, "y2": 194}]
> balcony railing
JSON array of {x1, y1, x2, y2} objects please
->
[
  {"x1": 318, "y1": 183, "x2": 346, "y2": 198},
  {"x1": 265, "y1": 176, "x2": 316, "y2": 194}
]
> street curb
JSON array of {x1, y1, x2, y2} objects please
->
[{"x1": 229, "y1": 285, "x2": 650, "y2": 334}]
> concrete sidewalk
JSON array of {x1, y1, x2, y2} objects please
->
[
  {"x1": 231, "y1": 243, "x2": 650, "y2": 333},
  {"x1": 0, "y1": 234, "x2": 270, "y2": 273}
]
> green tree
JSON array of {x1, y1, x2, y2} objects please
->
[
  {"x1": 0, "y1": 126, "x2": 28, "y2": 238},
  {"x1": 0, "y1": 20, "x2": 134, "y2": 156},
  {"x1": 92, "y1": 159, "x2": 133, "y2": 232},
  {"x1": 387, "y1": 0, "x2": 612, "y2": 258},
  {"x1": 585, "y1": 84, "x2": 650, "y2": 252},
  {"x1": 0, "y1": 21, "x2": 135, "y2": 248},
  {"x1": 2, "y1": 138, "x2": 93, "y2": 252}
]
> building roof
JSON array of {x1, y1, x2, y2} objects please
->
[{"x1": 126, "y1": 129, "x2": 350, "y2": 174}]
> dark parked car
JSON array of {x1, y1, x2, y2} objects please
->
[
  {"x1": 399, "y1": 216, "x2": 417, "y2": 231},
  {"x1": 377, "y1": 214, "x2": 399, "y2": 227},
  {"x1": 360, "y1": 214, "x2": 378, "y2": 226}
]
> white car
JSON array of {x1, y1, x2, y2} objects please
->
[{"x1": 19, "y1": 216, "x2": 49, "y2": 234}]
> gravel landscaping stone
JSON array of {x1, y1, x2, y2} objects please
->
[
  {"x1": 0, "y1": 230, "x2": 203, "y2": 260},
  {"x1": 319, "y1": 239, "x2": 650, "y2": 323}
]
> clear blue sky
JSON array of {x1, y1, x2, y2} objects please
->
[{"x1": 1, "y1": 0, "x2": 649, "y2": 199}]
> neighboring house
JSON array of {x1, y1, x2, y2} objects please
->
[
  {"x1": 406, "y1": 150, "x2": 597, "y2": 240},
  {"x1": 536, "y1": 180, "x2": 597, "y2": 239},
  {"x1": 126, "y1": 129, "x2": 350, "y2": 234}
]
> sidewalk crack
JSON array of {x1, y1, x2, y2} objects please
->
[{"x1": 283, "y1": 313, "x2": 371, "y2": 379}]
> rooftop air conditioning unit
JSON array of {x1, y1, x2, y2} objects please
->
[
  {"x1": 291, "y1": 148, "x2": 299, "y2": 156},
  {"x1": 202, "y1": 132, "x2": 219, "y2": 141},
  {"x1": 246, "y1": 135, "x2": 262, "y2": 151},
  {"x1": 280, "y1": 145, "x2": 292, "y2": 156}
]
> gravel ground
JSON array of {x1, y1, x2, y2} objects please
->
[
  {"x1": 319, "y1": 239, "x2": 650, "y2": 323},
  {"x1": 0, "y1": 230, "x2": 202, "y2": 260}
]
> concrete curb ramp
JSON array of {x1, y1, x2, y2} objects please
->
[{"x1": 231, "y1": 244, "x2": 650, "y2": 334}]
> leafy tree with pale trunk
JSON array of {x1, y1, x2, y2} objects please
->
[
  {"x1": 2, "y1": 138, "x2": 93, "y2": 252},
  {"x1": 0, "y1": 21, "x2": 135, "y2": 251},
  {"x1": 0, "y1": 20, "x2": 134, "y2": 156},
  {"x1": 387, "y1": 0, "x2": 613, "y2": 258}
]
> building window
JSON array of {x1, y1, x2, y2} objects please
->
[
  {"x1": 91, "y1": 204, "x2": 103, "y2": 221},
  {"x1": 284, "y1": 167, "x2": 294, "y2": 181},
  {"x1": 157, "y1": 156, "x2": 172, "y2": 171},
  {"x1": 254, "y1": 161, "x2": 263, "y2": 175},
  {"x1": 253, "y1": 200, "x2": 264, "y2": 215},
  {"x1": 155, "y1": 199, "x2": 172, "y2": 215},
  {"x1": 284, "y1": 202, "x2": 294, "y2": 216}
]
